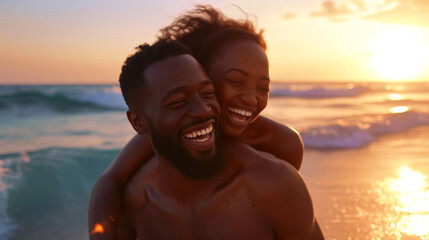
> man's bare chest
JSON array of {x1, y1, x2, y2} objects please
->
[{"x1": 132, "y1": 190, "x2": 275, "y2": 240}]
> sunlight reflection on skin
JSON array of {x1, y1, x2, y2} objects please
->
[
  {"x1": 90, "y1": 223, "x2": 104, "y2": 235},
  {"x1": 375, "y1": 166, "x2": 429, "y2": 239}
]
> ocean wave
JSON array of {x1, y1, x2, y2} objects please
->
[
  {"x1": 0, "y1": 147, "x2": 118, "y2": 240},
  {"x1": 68, "y1": 86, "x2": 127, "y2": 109},
  {"x1": 301, "y1": 110, "x2": 429, "y2": 149},
  {"x1": 0, "y1": 88, "x2": 126, "y2": 114},
  {"x1": 270, "y1": 84, "x2": 367, "y2": 98},
  {"x1": 0, "y1": 152, "x2": 28, "y2": 240}
]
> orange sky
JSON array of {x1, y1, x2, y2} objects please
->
[{"x1": 1, "y1": 0, "x2": 429, "y2": 84}]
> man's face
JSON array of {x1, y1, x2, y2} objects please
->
[{"x1": 137, "y1": 54, "x2": 222, "y2": 179}]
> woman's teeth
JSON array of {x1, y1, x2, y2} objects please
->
[
  {"x1": 184, "y1": 124, "x2": 213, "y2": 140},
  {"x1": 227, "y1": 107, "x2": 252, "y2": 117}
]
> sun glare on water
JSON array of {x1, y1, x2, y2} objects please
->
[
  {"x1": 389, "y1": 93, "x2": 403, "y2": 101},
  {"x1": 372, "y1": 31, "x2": 429, "y2": 81},
  {"x1": 390, "y1": 106, "x2": 409, "y2": 113},
  {"x1": 376, "y1": 166, "x2": 429, "y2": 239}
]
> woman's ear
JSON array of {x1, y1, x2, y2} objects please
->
[{"x1": 126, "y1": 110, "x2": 147, "y2": 135}]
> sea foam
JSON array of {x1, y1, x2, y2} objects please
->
[
  {"x1": 301, "y1": 111, "x2": 429, "y2": 149},
  {"x1": 270, "y1": 84, "x2": 367, "y2": 98},
  {"x1": 0, "y1": 152, "x2": 28, "y2": 240}
]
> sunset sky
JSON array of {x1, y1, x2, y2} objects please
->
[{"x1": 1, "y1": 0, "x2": 429, "y2": 84}]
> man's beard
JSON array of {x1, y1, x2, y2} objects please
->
[{"x1": 147, "y1": 120, "x2": 225, "y2": 180}]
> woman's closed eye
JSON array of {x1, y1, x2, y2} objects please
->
[
  {"x1": 258, "y1": 85, "x2": 270, "y2": 92},
  {"x1": 226, "y1": 78, "x2": 244, "y2": 85},
  {"x1": 257, "y1": 79, "x2": 270, "y2": 93}
]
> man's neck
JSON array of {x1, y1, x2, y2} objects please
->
[
  {"x1": 156, "y1": 157, "x2": 212, "y2": 204},
  {"x1": 156, "y1": 137, "x2": 237, "y2": 204}
]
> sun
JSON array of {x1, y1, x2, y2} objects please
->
[{"x1": 371, "y1": 30, "x2": 429, "y2": 81}]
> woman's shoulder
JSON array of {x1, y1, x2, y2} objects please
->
[{"x1": 241, "y1": 115, "x2": 304, "y2": 170}]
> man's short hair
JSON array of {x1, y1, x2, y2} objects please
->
[{"x1": 119, "y1": 39, "x2": 193, "y2": 108}]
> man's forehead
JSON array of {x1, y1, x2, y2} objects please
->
[{"x1": 142, "y1": 54, "x2": 210, "y2": 94}]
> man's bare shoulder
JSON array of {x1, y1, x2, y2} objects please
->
[
  {"x1": 246, "y1": 150, "x2": 310, "y2": 207},
  {"x1": 228, "y1": 141, "x2": 300, "y2": 194},
  {"x1": 234, "y1": 140, "x2": 297, "y2": 179},
  {"x1": 232, "y1": 142, "x2": 318, "y2": 238}
]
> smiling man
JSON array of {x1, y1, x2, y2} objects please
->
[
  {"x1": 123, "y1": 42, "x2": 222, "y2": 182},
  {"x1": 113, "y1": 39, "x2": 324, "y2": 239}
]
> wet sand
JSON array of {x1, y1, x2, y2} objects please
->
[{"x1": 301, "y1": 126, "x2": 429, "y2": 240}]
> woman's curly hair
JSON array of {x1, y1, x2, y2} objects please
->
[{"x1": 158, "y1": 5, "x2": 266, "y2": 68}]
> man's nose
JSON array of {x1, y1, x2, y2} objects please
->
[{"x1": 188, "y1": 96, "x2": 212, "y2": 118}]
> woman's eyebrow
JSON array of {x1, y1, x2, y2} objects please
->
[
  {"x1": 225, "y1": 68, "x2": 248, "y2": 76},
  {"x1": 225, "y1": 68, "x2": 270, "y2": 81}
]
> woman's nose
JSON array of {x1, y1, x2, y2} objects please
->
[{"x1": 240, "y1": 92, "x2": 258, "y2": 106}]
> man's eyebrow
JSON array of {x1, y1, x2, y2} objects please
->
[
  {"x1": 162, "y1": 79, "x2": 213, "y2": 100},
  {"x1": 163, "y1": 86, "x2": 187, "y2": 99}
]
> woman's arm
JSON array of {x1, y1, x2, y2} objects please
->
[
  {"x1": 88, "y1": 134, "x2": 154, "y2": 240},
  {"x1": 239, "y1": 115, "x2": 303, "y2": 170},
  {"x1": 105, "y1": 134, "x2": 154, "y2": 186}
]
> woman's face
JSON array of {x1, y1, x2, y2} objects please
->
[{"x1": 207, "y1": 40, "x2": 270, "y2": 137}]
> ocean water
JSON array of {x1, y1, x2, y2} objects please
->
[{"x1": 0, "y1": 82, "x2": 428, "y2": 239}]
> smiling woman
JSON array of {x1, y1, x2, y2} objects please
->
[{"x1": 371, "y1": 30, "x2": 429, "y2": 81}]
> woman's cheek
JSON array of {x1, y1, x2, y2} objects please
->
[{"x1": 214, "y1": 81, "x2": 233, "y2": 106}]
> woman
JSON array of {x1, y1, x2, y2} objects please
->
[{"x1": 89, "y1": 5, "x2": 303, "y2": 239}]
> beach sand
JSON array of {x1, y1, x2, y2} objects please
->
[{"x1": 301, "y1": 125, "x2": 429, "y2": 240}]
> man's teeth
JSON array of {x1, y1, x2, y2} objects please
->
[
  {"x1": 184, "y1": 125, "x2": 213, "y2": 139},
  {"x1": 228, "y1": 107, "x2": 252, "y2": 117}
]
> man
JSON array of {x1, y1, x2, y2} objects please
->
[{"x1": 116, "y1": 39, "x2": 324, "y2": 239}]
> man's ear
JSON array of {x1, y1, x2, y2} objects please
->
[{"x1": 126, "y1": 110, "x2": 148, "y2": 135}]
